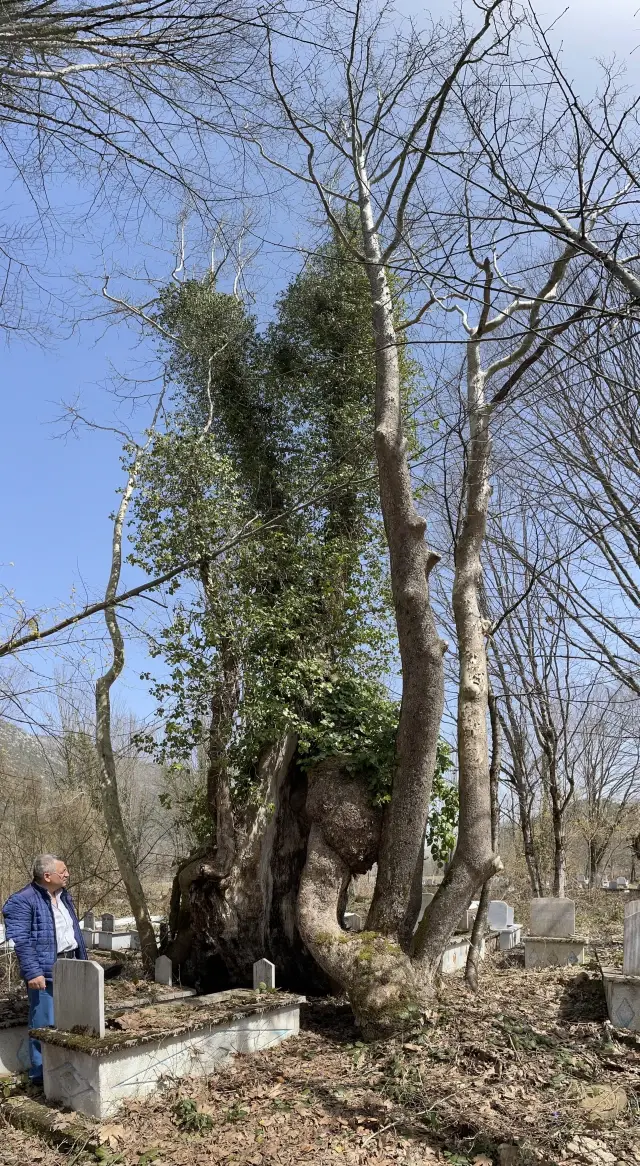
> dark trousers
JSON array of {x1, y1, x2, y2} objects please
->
[{"x1": 27, "y1": 982, "x2": 54, "y2": 1082}]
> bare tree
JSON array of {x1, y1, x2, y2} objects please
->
[
  {"x1": 571, "y1": 686, "x2": 640, "y2": 888},
  {"x1": 0, "y1": 0, "x2": 264, "y2": 330},
  {"x1": 239, "y1": 0, "x2": 516, "y2": 1033},
  {"x1": 93, "y1": 412, "x2": 167, "y2": 968}
]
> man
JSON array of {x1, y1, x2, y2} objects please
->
[{"x1": 3, "y1": 855, "x2": 87, "y2": 1084}]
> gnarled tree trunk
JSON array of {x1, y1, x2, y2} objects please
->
[
  {"x1": 167, "y1": 736, "x2": 330, "y2": 994},
  {"x1": 298, "y1": 761, "x2": 432, "y2": 1038}
]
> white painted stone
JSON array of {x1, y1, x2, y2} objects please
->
[
  {"x1": 488, "y1": 900, "x2": 514, "y2": 930},
  {"x1": 343, "y1": 912, "x2": 362, "y2": 932},
  {"x1": 53, "y1": 959, "x2": 105, "y2": 1039},
  {"x1": 154, "y1": 955, "x2": 172, "y2": 986},
  {"x1": 523, "y1": 937, "x2": 585, "y2": 968},
  {"x1": 253, "y1": 958, "x2": 276, "y2": 989},
  {"x1": 499, "y1": 924, "x2": 523, "y2": 951},
  {"x1": 41, "y1": 1003, "x2": 300, "y2": 1119},
  {"x1": 101, "y1": 913, "x2": 115, "y2": 933},
  {"x1": 530, "y1": 897, "x2": 575, "y2": 938},
  {"x1": 0, "y1": 1024, "x2": 30, "y2": 1074},
  {"x1": 97, "y1": 930, "x2": 138, "y2": 951},
  {"x1": 623, "y1": 903, "x2": 640, "y2": 976},
  {"x1": 602, "y1": 969, "x2": 640, "y2": 1031}
]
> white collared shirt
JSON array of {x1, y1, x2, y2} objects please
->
[{"x1": 50, "y1": 892, "x2": 76, "y2": 953}]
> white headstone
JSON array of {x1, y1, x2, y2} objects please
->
[
  {"x1": 154, "y1": 954, "x2": 172, "y2": 985},
  {"x1": 617, "y1": 877, "x2": 629, "y2": 889},
  {"x1": 101, "y1": 913, "x2": 115, "y2": 932},
  {"x1": 53, "y1": 959, "x2": 105, "y2": 1038},
  {"x1": 253, "y1": 958, "x2": 276, "y2": 989},
  {"x1": 623, "y1": 901, "x2": 640, "y2": 976},
  {"x1": 487, "y1": 900, "x2": 514, "y2": 930},
  {"x1": 343, "y1": 912, "x2": 362, "y2": 932},
  {"x1": 530, "y1": 897, "x2": 575, "y2": 937}
]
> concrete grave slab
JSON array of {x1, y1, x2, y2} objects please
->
[
  {"x1": 524, "y1": 937, "x2": 586, "y2": 968},
  {"x1": 602, "y1": 970, "x2": 640, "y2": 1032},
  {"x1": 97, "y1": 930, "x2": 139, "y2": 952},
  {"x1": 0, "y1": 1021, "x2": 30, "y2": 1074},
  {"x1": 499, "y1": 924, "x2": 523, "y2": 951},
  {"x1": 53, "y1": 959, "x2": 105, "y2": 1039},
  {"x1": 38, "y1": 991, "x2": 301, "y2": 1119},
  {"x1": 623, "y1": 903, "x2": 640, "y2": 976},
  {"x1": 253, "y1": 958, "x2": 276, "y2": 989},
  {"x1": 530, "y1": 897, "x2": 576, "y2": 938},
  {"x1": 343, "y1": 913, "x2": 362, "y2": 932}
]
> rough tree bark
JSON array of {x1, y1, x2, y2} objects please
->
[
  {"x1": 297, "y1": 761, "x2": 431, "y2": 1038},
  {"x1": 168, "y1": 736, "x2": 331, "y2": 994},
  {"x1": 414, "y1": 265, "x2": 504, "y2": 977},
  {"x1": 356, "y1": 155, "x2": 446, "y2": 943}
]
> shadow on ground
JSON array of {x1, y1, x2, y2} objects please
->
[{"x1": 558, "y1": 970, "x2": 607, "y2": 1022}]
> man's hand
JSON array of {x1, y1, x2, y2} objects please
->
[{"x1": 27, "y1": 976, "x2": 46, "y2": 991}]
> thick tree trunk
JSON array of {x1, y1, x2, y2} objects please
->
[
  {"x1": 414, "y1": 332, "x2": 501, "y2": 975},
  {"x1": 297, "y1": 761, "x2": 432, "y2": 1038},
  {"x1": 169, "y1": 737, "x2": 330, "y2": 993},
  {"x1": 355, "y1": 160, "x2": 445, "y2": 941}
]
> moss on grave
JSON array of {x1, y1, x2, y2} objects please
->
[{"x1": 30, "y1": 989, "x2": 302, "y2": 1056}]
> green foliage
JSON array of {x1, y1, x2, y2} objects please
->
[
  {"x1": 171, "y1": 1098, "x2": 214, "y2": 1132},
  {"x1": 426, "y1": 742, "x2": 459, "y2": 866},
  {"x1": 130, "y1": 226, "x2": 448, "y2": 843}
]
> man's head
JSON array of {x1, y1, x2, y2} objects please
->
[{"x1": 33, "y1": 854, "x2": 69, "y2": 894}]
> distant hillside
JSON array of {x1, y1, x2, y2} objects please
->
[{"x1": 0, "y1": 718, "x2": 164, "y2": 797}]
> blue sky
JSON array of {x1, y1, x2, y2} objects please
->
[{"x1": 1, "y1": 0, "x2": 639, "y2": 725}]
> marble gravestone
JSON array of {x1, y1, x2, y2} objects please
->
[
  {"x1": 525, "y1": 897, "x2": 586, "y2": 968},
  {"x1": 53, "y1": 959, "x2": 105, "y2": 1038},
  {"x1": 530, "y1": 897, "x2": 575, "y2": 938},
  {"x1": 487, "y1": 901, "x2": 514, "y2": 930},
  {"x1": 253, "y1": 959, "x2": 276, "y2": 990},
  {"x1": 154, "y1": 955, "x2": 172, "y2": 986},
  {"x1": 487, "y1": 900, "x2": 522, "y2": 950}
]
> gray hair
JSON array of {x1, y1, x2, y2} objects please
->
[{"x1": 33, "y1": 854, "x2": 62, "y2": 881}]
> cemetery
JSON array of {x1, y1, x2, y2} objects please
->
[
  {"x1": 2, "y1": 0, "x2": 640, "y2": 1161},
  {"x1": 2, "y1": 885, "x2": 640, "y2": 1166}
]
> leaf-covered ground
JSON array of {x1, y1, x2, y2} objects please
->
[{"x1": 2, "y1": 944, "x2": 640, "y2": 1166}]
